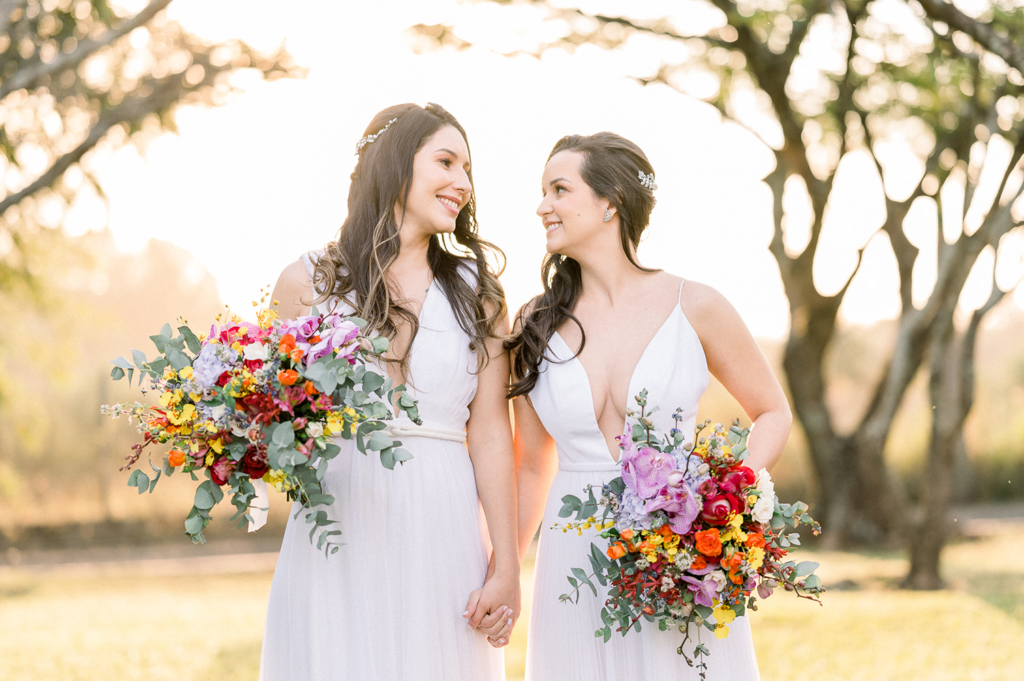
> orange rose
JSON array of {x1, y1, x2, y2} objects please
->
[
  {"x1": 729, "y1": 570, "x2": 745, "y2": 585},
  {"x1": 656, "y1": 524, "x2": 674, "y2": 538},
  {"x1": 745, "y1": 533, "x2": 766, "y2": 549},
  {"x1": 278, "y1": 369, "x2": 299, "y2": 386},
  {"x1": 167, "y1": 450, "x2": 186, "y2": 467},
  {"x1": 278, "y1": 334, "x2": 296, "y2": 354},
  {"x1": 620, "y1": 529, "x2": 635, "y2": 542},
  {"x1": 289, "y1": 348, "x2": 304, "y2": 363},
  {"x1": 607, "y1": 543, "x2": 627, "y2": 560},
  {"x1": 691, "y1": 555, "x2": 707, "y2": 571},
  {"x1": 723, "y1": 552, "x2": 745, "y2": 570},
  {"x1": 304, "y1": 381, "x2": 319, "y2": 396},
  {"x1": 695, "y1": 528, "x2": 723, "y2": 556}
]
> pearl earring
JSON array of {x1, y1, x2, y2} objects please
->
[{"x1": 603, "y1": 209, "x2": 613, "y2": 223}]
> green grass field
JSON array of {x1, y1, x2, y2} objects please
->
[{"x1": 1, "y1": 527, "x2": 1021, "y2": 681}]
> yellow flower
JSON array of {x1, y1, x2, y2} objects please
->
[
  {"x1": 205, "y1": 451, "x2": 215, "y2": 466},
  {"x1": 210, "y1": 438, "x2": 224, "y2": 454},
  {"x1": 167, "y1": 404, "x2": 196, "y2": 425},
  {"x1": 747, "y1": 546, "x2": 765, "y2": 571},
  {"x1": 159, "y1": 391, "x2": 173, "y2": 407},
  {"x1": 257, "y1": 308, "x2": 279, "y2": 329},
  {"x1": 178, "y1": 367, "x2": 194, "y2": 380},
  {"x1": 713, "y1": 604, "x2": 737, "y2": 625},
  {"x1": 714, "y1": 625, "x2": 731, "y2": 640}
]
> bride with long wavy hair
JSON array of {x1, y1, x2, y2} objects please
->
[
  {"x1": 508, "y1": 131, "x2": 791, "y2": 680},
  {"x1": 260, "y1": 102, "x2": 520, "y2": 681}
]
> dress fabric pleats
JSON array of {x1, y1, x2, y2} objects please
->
[
  {"x1": 259, "y1": 253, "x2": 504, "y2": 681},
  {"x1": 525, "y1": 281, "x2": 761, "y2": 681}
]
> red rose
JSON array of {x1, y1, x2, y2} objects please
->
[
  {"x1": 701, "y1": 493, "x2": 744, "y2": 525},
  {"x1": 216, "y1": 371, "x2": 231, "y2": 387},
  {"x1": 719, "y1": 466, "x2": 757, "y2": 494},
  {"x1": 209, "y1": 457, "x2": 236, "y2": 486},
  {"x1": 244, "y1": 359, "x2": 264, "y2": 371},
  {"x1": 241, "y1": 445, "x2": 269, "y2": 479}
]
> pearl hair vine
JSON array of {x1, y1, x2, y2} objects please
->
[
  {"x1": 355, "y1": 117, "x2": 399, "y2": 154},
  {"x1": 638, "y1": 170, "x2": 657, "y2": 191}
]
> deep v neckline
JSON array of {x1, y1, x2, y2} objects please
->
[{"x1": 552, "y1": 288, "x2": 682, "y2": 463}]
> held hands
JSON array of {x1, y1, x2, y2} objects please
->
[{"x1": 463, "y1": 567, "x2": 521, "y2": 648}]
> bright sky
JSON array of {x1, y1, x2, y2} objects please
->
[{"x1": 65, "y1": 0, "x2": 1024, "y2": 338}]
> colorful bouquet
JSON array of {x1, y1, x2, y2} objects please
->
[
  {"x1": 102, "y1": 298, "x2": 420, "y2": 555},
  {"x1": 555, "y1": 389, "x2": 822, "y2": 677}
]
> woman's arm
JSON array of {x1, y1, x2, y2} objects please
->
[
  {"x1": 512, "y1": 393, "x2": 559, "y2": 559},
  {"x1": 463, "y1": 310, "x2": 521, "y2": 636},
  {"x1": 269, "y1": 259, "x2": 313, "y2": 320},
  {"x1": 682, "y1": 281, "x2": 793, "y2": 473}
]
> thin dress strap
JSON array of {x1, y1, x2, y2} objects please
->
[{"x1": 677, "y1": 278, "x2": 686, "y2": 305}]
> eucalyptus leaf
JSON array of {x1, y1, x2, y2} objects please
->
[
  {"x1": 194, "y1": 482, "x2": 217, "y2": 510},
  {"x1": 130, "y1": 348, "x2": 148, "y2": 368},
  {"x1": 178, "y1": 326, "x2": 202, "y2": 354},
  {"x1": 795, "y1": 561, "x2": 819, "y2": 577},
  {"x1": 184, "y1": 513, "x2": 205, "y2": 536},
  {"x1": 166, "y1": 347, "x2": 190, "y2": 371},
  {"x1": 367, "y1": 430, "x2": 393, "y2": 452}
]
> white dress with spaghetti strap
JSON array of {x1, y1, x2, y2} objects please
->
[
  {"x1": 258, "y1": 253, "x2": 504, "y2": 681},
  {"x1": 525, "y1": 280, "x2": 760, "y2": 681}
]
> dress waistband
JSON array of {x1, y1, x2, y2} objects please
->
[
  {"x1": 559, "y1": 460, "x2": 622, "y2": 472},
  {"x1": 384, "y1": 420, "x2": 466, "y2": 443}
]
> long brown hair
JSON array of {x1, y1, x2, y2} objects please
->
[
  {"x1": 507, "y1": 132, "x2": 657, "y2": 398},
  {"x1": 312, "y1": 103, "x2": 506, "y2": 374}
]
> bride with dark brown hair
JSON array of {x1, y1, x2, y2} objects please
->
[
  {"x1": 509, "y1": 132, "x2": 792, "y2": 679},
  {"x1": 259, "y1": 103, "x2": 519, "y2": 680}
]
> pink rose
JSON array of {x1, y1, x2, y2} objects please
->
[
  {"x1": 719, "y1": 466, "x2": 757, "y2": 494},
  {"x1": 209, "y1": 457, "x2": 236, "y2": 486},
  {"x1": 701, "y1": 493, "x2": 744, "y2": 526}
]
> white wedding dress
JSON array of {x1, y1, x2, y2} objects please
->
[
  {"x1": 259, "y1": 253, "x2": 504, "y2": 681},
  {"x1": 525, "y1": 280, "x2": 760, "y2": 680}
]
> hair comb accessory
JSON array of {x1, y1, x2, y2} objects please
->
[
  {"x1": 355, "y1": 117, "x2": 399, "y2": 154},
  {"x1": 638, "y1": 170, "x2": 657, "y2": 191}
]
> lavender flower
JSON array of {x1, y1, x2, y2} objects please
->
[{"x1": 192, "y1": 344, "x2": 238, "y2": 388}]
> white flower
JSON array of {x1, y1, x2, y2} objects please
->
[
  {"x1": 705, "y1": 570, "x2": 727, "y2": 592},
  {"x1": 243, "y1": 342, "x2": 269, "y2": 362},
  {"x1": 752, "y1": 468, "x2": 777, "y2": 523},
  {"x1": 306, "y1": 422, "x2": 324, "y2": 438},
  {"x1": 752, "y1": 495, "x2": 775, "y2": 524},
  {"x1": 674, "y1": 551, "x2": 694, "y2": 570},
  {"x1": 208, "y1": 404, "x2": 227, "y2": 421}
]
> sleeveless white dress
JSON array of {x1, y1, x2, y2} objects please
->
[
  {"x1": 525, "y1": 281, "x2": 760, "y2": 680},
  {"x1": 259, "y1": 254, "x2": 504, "y2": 681}
]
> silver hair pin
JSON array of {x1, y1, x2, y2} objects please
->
[
  {"x1": 638, "y1": 170, "x2": 657, "y2": 191},
  {"x1": 355, "y1": 118, "x2": 398, "y2": 154}
]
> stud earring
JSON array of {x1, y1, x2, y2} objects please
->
[{"x1": 603, "y1": 209, "x2": 613, "y2": 223}]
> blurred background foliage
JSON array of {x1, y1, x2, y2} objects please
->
[
  {"x1": 412, "y1": 0, "x2": 1024, "y2": 588},
  {"x1": 0, "y1": 0, "x2": 299, "y2": 543},
  {"x1": 0, "y1": 0, "x2": 1021, "y2": 586}
]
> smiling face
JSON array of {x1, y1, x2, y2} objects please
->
[
  {"x1": 397, "y1": 125, "x2": 472, "y2": 239},
  {"x1": 537, "y1": 150, "x2": 612, "y2": 258}
]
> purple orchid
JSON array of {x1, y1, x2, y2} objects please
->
[
  {"x1": 620, "y1": 438, "x2": 676, "y2": 499},
  {"x1": 680, "y1": 574, "x2": 719, "y2": 608},
  {"x1": 644, "y1": 484, "x2": 700, "y2": 534}
]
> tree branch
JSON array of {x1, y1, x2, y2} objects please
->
[
  {"x1": 0, "y1": 74, "x2": 183, "y2": 217},
  {"x1": 0, "y1": 0, "x2": 173, "y2": 100},
  {"x1": 915, "y1": 0, "x2": 1024, "y2": 76}
]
